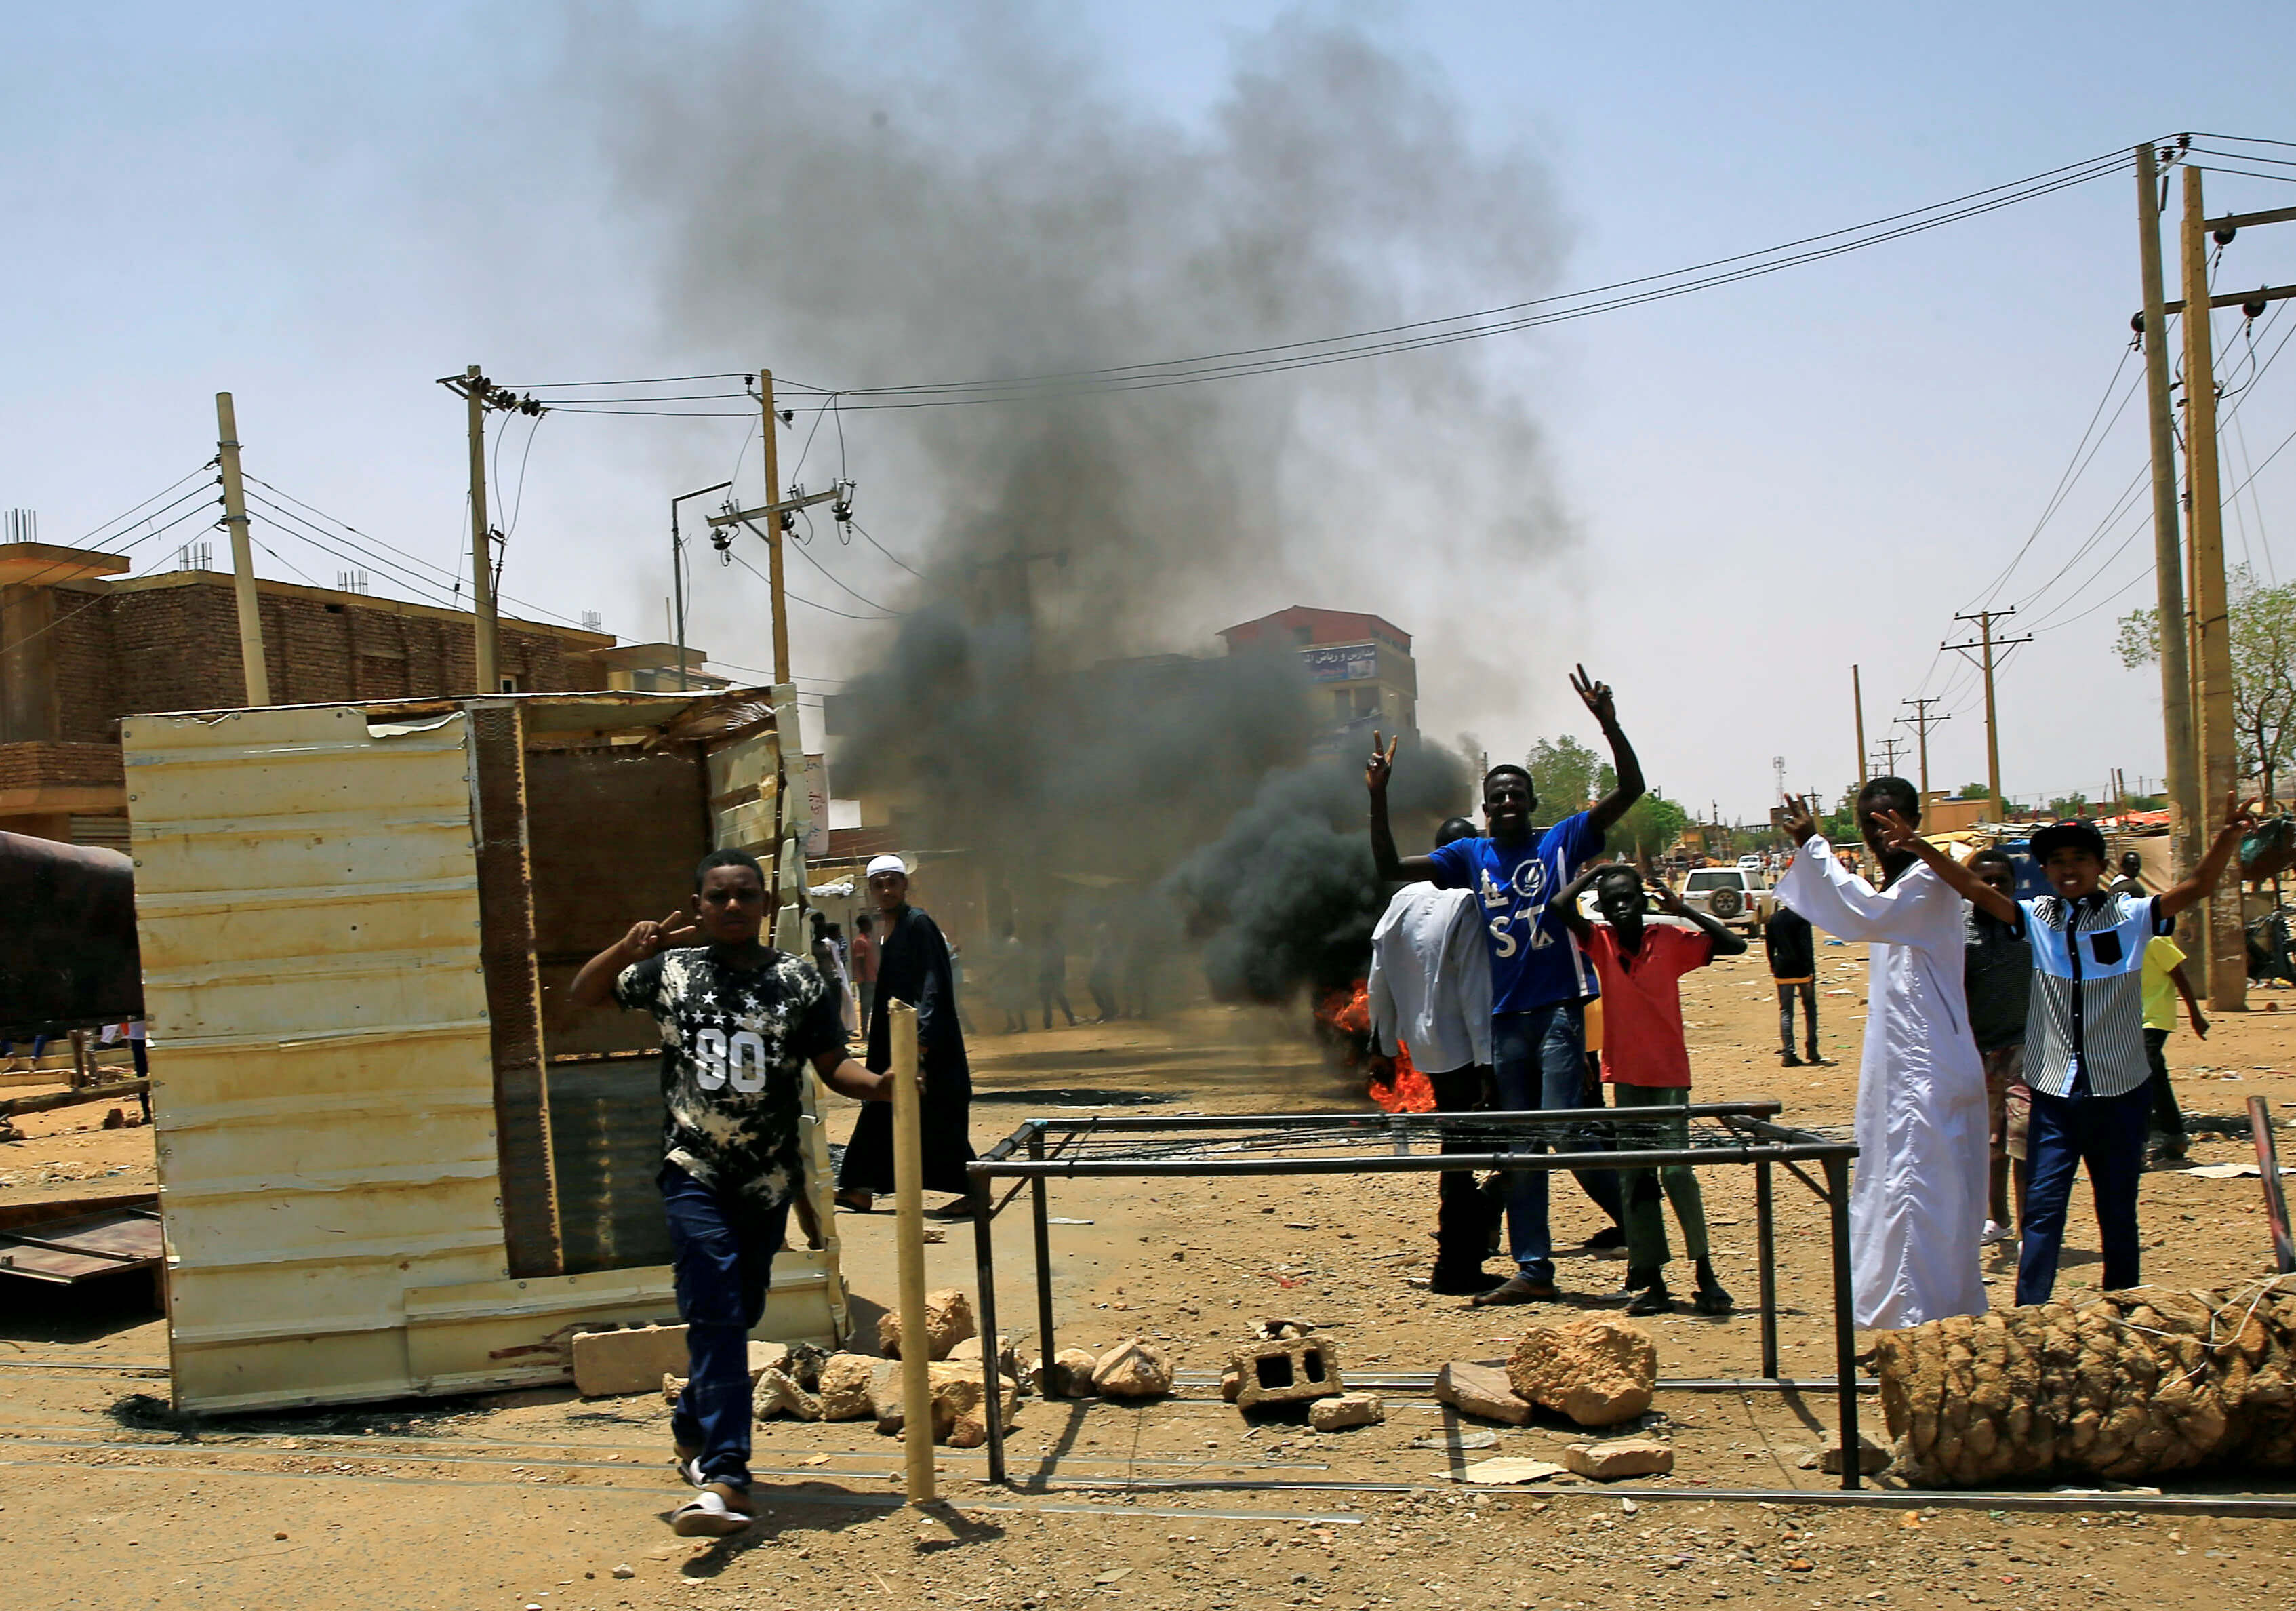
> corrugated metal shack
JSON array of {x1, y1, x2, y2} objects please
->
[{"x1": 120, "y1": 688, "x2": 847, "y2": 1413}]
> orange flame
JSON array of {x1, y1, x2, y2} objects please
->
[{"x1": 1314, "y1": 979, "x2": 1436, "y2": 1113}]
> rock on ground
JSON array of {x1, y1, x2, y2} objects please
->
[
  {"x1": 751, "y1": 1366, "x2": 822, "y2": 1422},
  {"x1": 878, "y1": 1287, "x2": 978, "y2": 1361},
  {"x1": 1433, "y1": 1361, "x2": 1532, "y2": 1426},
  {"x1": 1565, "y1": 1437, "x2": 1674, "y2": 1479},
  {"x1": 1506, "y1": 1318, "x2": 1658, "y2": 1427},
  {"x1": 815, "y1": 1353, "x2": 883, "y2": 1422},
  {"x1": 1042, "y1": 1347, "x2": 1100, "y2": 1399},
  {"x1": 1308, "y1": 1391, "x2": 1384, "y2": 1431},
  {"x1": 1092, "y1": 1338, "x2": 1173, "y2": 1399},
  {"x1": 870, "y1": 1360, "x2": 1020, "y2": 1446}
]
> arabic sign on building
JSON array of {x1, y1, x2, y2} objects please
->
[{"x1": 1301, "y1": 644, "x2": 1378, "y2": 683}]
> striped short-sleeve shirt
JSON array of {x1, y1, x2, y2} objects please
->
[{"x1": 2015, "y1": 892, "x2": 2171, "y2": 1099}]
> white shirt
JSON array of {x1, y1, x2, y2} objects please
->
[{"x1": 1367, "y1": 883, "x2": 1493, "y2": 1073}]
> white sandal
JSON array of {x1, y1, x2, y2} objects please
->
[{"x1": 671, "y1": 1490, "x2": 754, "y2": 1537}]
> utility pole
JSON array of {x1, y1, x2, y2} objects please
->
[
  {"x1": 463, "y1": 365, "x2": 498, "y2": 695},
  {"x1": 2137, "y1": 142, "x2": 2202, "y2": 960},
  {"x1": 1944, "y1": 608, "x2": 2030, "y2": 820},
  {"x1": 1871, "y1": 736, "x2": 1908, "y2": 776},
  {"x1": 2183, "y1": 165, "x2": 2244, "y2": 1010},
  {"x1": 759, "y1": 369, "x2": 790, "y2": 686},
  {"x1": 1852, "y1": 665, "x2": 1868, "y2": 787},
  {"x1": 1894, "y1": 697, "x2": 1950, "y2": 800},
  {"x1": 435, "y1": 368, "x2": 544, "y2": 696},
  {"x1": 213, "y1": 392, "x2": 270, "y2": 707}
]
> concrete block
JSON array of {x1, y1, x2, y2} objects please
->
[
  {"x1": 1230, "y1": 1337, "x2": 1342, "y2": 1407},
  {"x1": 572, "y1": 1324, "x2": 687, "y2": 1398},
  {"x1": 1564, "y1": 1437, "x2": 1674, "y2": 1479},
  {"x1": 1309, "y1": 1391, "x2": 1385, "y2": 1431}
]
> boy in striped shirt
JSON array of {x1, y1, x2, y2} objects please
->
[{"x1": 1874, "y1": 795, "x2": 2253, "y2": 1305}]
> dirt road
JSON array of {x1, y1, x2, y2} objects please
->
[{"x1": 5, "y1": 946, "x2": 2295, "y2": 1609}]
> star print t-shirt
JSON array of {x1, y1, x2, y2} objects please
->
[
  {"x1": 613, "y1": 946, "x2": 847, "y2": 1206},
  {"x1": 1426, "y1": 812, "x2": 1604, "y2": 1012}
]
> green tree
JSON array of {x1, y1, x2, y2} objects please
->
[
  {"x1": 2118, "y1": 565, "x2": 2296, "y2": 804},
  {"x1": 1526, "y1": 735, "x2": 1601, "y2": 816},
  {"x1": 1605, "y1": 789, "x2": 1689, "y2": 859},
  {"x1": 2047, "y1": 792, "x2": 2091, "y2": 819},
  {"x1": 1954, "y1": 782, "x2": 1991, "y2": 801}
]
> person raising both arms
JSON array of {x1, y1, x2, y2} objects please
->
[
  {"x1": 567, "y1": 849, "x2": 898, "y2": 1538},
  {"x1": 1368, "y1": 664, "x2": 1645, "y2": 1307},
  {"x1": 1868, "y1": 791, "x2": 2256, "y2": 1307}
]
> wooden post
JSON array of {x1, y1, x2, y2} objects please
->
[
  {"x1": 1851, "y1": 664, "x2": 1866, "y2": 788},
  {"x1": 889, "y1": 999, "x2": 934, "y2": 1504},
  {"x1": 214, "y1": 393, "x2": 270, "y2": 706},
  {"x1": 2182, "y1": 166, "x2": 2244, "y2": 1011},
  {"x1": 759, "y1": 369, "x2": 791, "y2": 685}
]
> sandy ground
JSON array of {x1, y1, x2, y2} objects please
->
[{"x1": 5, "y1": 944, "x2": 2296, "y2": 1609}]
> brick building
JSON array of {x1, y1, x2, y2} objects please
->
[
  {"x1": 0, "y1": 540, "x2": 707, "y2": 844},
  {"x1": 1217, "y1": 605, "x2": 1418, "y2": 745}
]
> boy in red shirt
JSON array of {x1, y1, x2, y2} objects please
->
[{"x1": 1557, "y1": 862, "x2": 1744, "y2": 1317}]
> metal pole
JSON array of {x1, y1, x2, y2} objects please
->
[
  {"x1": 1755, "y1": 1158, "x2": 1779, "y2": 1379},
  {"x1": 971, "y1": 1166, "x2": 1007, "y2": 1484},
  {"x1": 759, "y1": 369, "x2": 790, "y2": 685},
  {"x1": 1824, "y1": 1156, "x2": 1861, "y2": 1490},
  {"x1": 213, "y1": 393, "x2": 270, "y2": 706},
  {"x1": 2182, "y1": 165, "x2": 2245, "y2": 1012},
  {"x1": 888, "y1": 1000, "x2": 934, "y2": 1504},
  {"x1": 1029, "y1": 1126, "x2": 1057, "y2": 1374},
  {"x1": 2250, "y1": 1094, "x2": 2296, "y2": 1273},
  {"x1": 667, "y1": 482, "x2": 731, "y2": 694},
  {"x1": 1979, "y1": 612, "x2": 2000, "y2": 816},
  {"x1": 465, "y1": 364, "x2": 499, "y2": 696}
]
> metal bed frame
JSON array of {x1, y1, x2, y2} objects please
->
[{"x1": 961, "y1": 1100, "x2": 1866, "y2": 1489}]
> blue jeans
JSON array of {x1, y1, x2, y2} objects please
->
[
  {"x1": 1492, "y1": 1002, "x2": 1623, "y2": 1284},
  {"x1": 660, "y1": 1163, "x2": 789, "y2": 1492},
  {"x1": 2015, "y1": 1079, "x2": 2152, "y2": 1306}
]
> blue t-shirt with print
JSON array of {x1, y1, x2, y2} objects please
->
[{"x1": 1427, "y1": 812, "x2": 1603, "y2": 1013}]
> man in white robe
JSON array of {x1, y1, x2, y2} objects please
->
[{"x1": 1777, "y1": 780, "x2": 1988, "y2": 1330}]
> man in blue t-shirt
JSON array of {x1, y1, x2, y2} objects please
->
[{"x1": 1369, "y1": 664, "x2": 1647, "y2": 1304}]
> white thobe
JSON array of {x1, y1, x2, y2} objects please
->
[
  {"x1": 1777, "y1": 837, "x2": 1988, "y2": 1330},
  {"x1": 1367, "y1": 883, "x2": 1492, "y2": 1072}
]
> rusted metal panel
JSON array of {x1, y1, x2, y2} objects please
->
[
  {"x1": 0, "y1": 1204, "x2": 163, "y2": 1284},
  {"x1": 125, "y1": 705, "x2": 504, "y2": 1412},
  {"x1": 469, "y1": 700, "x2": 560, "y2": 1279}
]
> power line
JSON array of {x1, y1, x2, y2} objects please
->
[
  {"x1": 723, "y1": 550, "x2": 897, "y2": 622},
  {"x1": 517, "y1": 145, "x2": 2140, "y2": 416}
]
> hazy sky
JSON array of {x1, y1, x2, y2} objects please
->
[{"x1": 7, "y1": 3, "x2": 2293, "y2": 818}]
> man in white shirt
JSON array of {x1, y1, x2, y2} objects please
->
[{"x1": 1369, "y1": 816, "x2": 1497, "y2": 1294}]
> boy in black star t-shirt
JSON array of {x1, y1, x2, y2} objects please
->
[{"x1": 571, "y1": 848, "x2": 895, "y2": 1538}]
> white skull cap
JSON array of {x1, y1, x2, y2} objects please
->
[{"x1": 865, "y1": 854, "x2": 908, "y2": 879}]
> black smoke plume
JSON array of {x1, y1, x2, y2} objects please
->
[{"x1": 584, "y1": 6, "x2": 1567, "y2": 999}]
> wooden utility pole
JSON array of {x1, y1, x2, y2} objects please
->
[
  {"x1": 463, "y1": 364, "x2": 500, "y2": 696},
  {"x1": 1945, "y1": 608, "x2": 2029, "y2": 821},
  {"x1": 1894, "y1": 697, "x2": 1950, "y2": 801},
  {"x1": 759, "y1": 369, "x2": 790, "y2": 685},
  {"x1": 2137, "y1": 143, "x2": 2200, "y2": 910},
  {"x1": 213, "y1": 393, "x2": 270, "y2": 707},
  {"x1": 1871, "y1": 735, "x2": 1908, "y2": 776},
  {"x1": 2182, "y1": 166, "x2": 2244, "y2": 1010},
  {"x1": 1852, "y1": 665, "x2": 1868, "y2": 787}
]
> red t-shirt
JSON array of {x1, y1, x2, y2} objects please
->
[
  {"x1": 1582, "y1": 921, "x2": 1713, "y2": 1088},
  {"x1": 850, "y1": 931, "x2": 879, "y2": 984}
]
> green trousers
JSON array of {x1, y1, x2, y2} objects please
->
[{"x1": 1613, "y1": 1083, "x2": 1710, "y2": 1271}]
